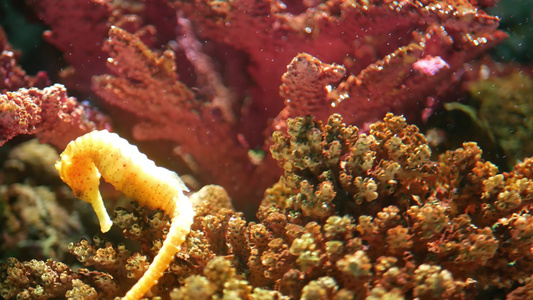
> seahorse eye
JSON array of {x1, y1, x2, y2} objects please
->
[{"x1": 72, "y1": 189, "x2": 85, "y2": 200}]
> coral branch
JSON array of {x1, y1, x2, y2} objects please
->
[
  {"x1": 93, "y1": 26, "x2": 280, "y2": 209},
  {"x1": 5, "y1": 113, "x2": 533, "y2": 298},
  {"x1": 33, "y1": 0, "x2": 112, "y2": 90},
  {"x1": 0, "y1": 84, "x2": 109, "y2": 148},
  {"x1": 0, "y1": 28, "x2": 49, "y2": 93},
  {"x1": 176, "y1": 14, "x2": 236, "y2": 124},
  {"x1": 177, "y1": 0, "x2": 506, "y2": 138},
  {"x1": 33, "y1": 0, "x2": 160, "y2": 91},
  {"x1": 272, "y1": 53, "x2": 346, "y2": 133}
]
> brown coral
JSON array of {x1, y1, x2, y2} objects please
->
[
  {"x1": 4, "y1": 114, "x2": 533, "y2": 298},
  {"x1": 0, "y1": 139, "x2": 85, "y2": 262}
]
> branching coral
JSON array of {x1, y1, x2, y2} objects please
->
[
  {"x1": 0, "y1": 84, "x2": 110, "y2": 148},
  {"x1": 4, "y1": 114, "x2": 533, "y2": 298},
  {"x1": 0, "y1": 27, "x2": 49, "y2": 93},
  {"x1": 26, "y1": 0, "x2": 507, "y2": 210},
  {"x1": 260, "y1": 113, "x2": 533, "y2": 296},
  {"x1": 55, "y1": 130, "x2": 195, "y2": 300},
  {"x1": 91, "y1": 26, "x2": 280, "y2": 209},
  {"x1": 0, "y1": 258, "x2": 77, "y2": 299},
  {"x1": 175, "y1": 0, "x2": 507, "y2": 133},
  {"x1": 0, "y1": 26, "x2": 109, "y2": 148},
  {"x1": 1, "y1": 1, "x2": 531, "y2": 299}
]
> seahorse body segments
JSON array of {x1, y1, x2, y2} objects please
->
[{"x1": 55, "y1": 130, "x2": 195, "y2": 300}]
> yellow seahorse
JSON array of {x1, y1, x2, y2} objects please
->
[{"x1": 55, "y1": 130, "x2": 195, "y2": 300}]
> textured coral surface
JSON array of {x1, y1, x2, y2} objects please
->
[
  {"x1": 3, "y1": 114, "x2": 533, "y2": 299},
  {"x1": 1, "y1": 0, "x2": 508, "y2": 210},
  {"x1": 0, "y1": 0, "x2": 532, "y2": 298}
]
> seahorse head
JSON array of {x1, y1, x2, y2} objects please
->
[
  {"x1": 56, "y1": 142, "x2": 113, "y2": 232},
  {"x1": 56, "y1": 153, "x2": 98, "y2": 198}
]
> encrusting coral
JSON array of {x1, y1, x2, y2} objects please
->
[{"x1": 4, "y1": 114, "x2": 533, "y2": 299}]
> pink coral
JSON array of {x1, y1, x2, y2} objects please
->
[
  {"x1": 0, "y1": 28, "x2": 49, "y2": 93},
  {"x1": 33, "y1": 0, "x2": 159, "y2": 92},
  {"x1": 27, "y1": 0, "x2": 506, "y2": 209},
  {"x1": 413, "y1": 55, "x2": 450, "y2": 76},
  {"x1": 0, "y1": 84, "x2": 110, "y2": 148},
  {"x1": 2, "y1": 1, "x2": 533, "y2": 298},
  {"x1": 176, "y1": 0, "x2": 507, "y2": 137},
  {"x1": 92, "y1": 27, "x2": 280, "y2": 209}
]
